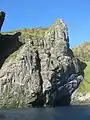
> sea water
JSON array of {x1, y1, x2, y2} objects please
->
[{"x1": 0, "y1": 105, "x2": 90, "y2": 120}]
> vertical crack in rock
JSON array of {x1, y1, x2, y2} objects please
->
[{"x1": 30, "y1": 50, "x2": 44, "y2": 107}]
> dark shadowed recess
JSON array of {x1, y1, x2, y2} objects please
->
[
  {"x1": 53, "y1": 62, "x2": 87, "y2": 107},
  {"x1": 46, "y1": 60, "x2": 87, "y2": 107},
  {"x1": 0, "y1": 32, "x2": 23, "y2": 68},
  {"x1": 79, "y1": 60, "x2": 87, "y2": 77},
  {"x1": 29, "y1": 54, "x2": 87, "y2": 107},
  {"x1": 28, "y1": 50, "x2": 45, "y2": 107}
]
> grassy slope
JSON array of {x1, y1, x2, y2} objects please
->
[
  {"x1": 78, "y1": 61, "x2": 90, "y2": 93},
  {"x1": 73, "y1": 42, "x2": 90, "y2": 93}
]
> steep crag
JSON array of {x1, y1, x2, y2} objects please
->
[{"x1": 0, "y1": 11, "x2": 86, "y2": 107}]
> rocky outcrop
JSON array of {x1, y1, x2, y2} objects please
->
[
  {"x1": 0, "y1": 11, "x2": 86, "y2": 107},
  {"x1": 0, "y1": 11, "x2": 5, "y2": 31},
  {"x1": 71, "y1": 91, "x2": 90, "y2": 104}
]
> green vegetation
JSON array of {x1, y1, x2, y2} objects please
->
[
  {"x1": 1, "y1": 27, "x2": 48, "y2": 46},
  {"x1": 73, "y1": 42, "x2": 90, "y2": 93},
  {"x1": 78, "y1": 61, "x2": 90, "y2": 93},
  {"x1": 73, "y1": 41, "x2": 90, "y2": 62}
]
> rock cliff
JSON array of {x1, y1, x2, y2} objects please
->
[{"x1": 0, "y1": 11, "x2": 86, "y2": 107}]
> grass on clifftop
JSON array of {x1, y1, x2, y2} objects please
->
[
  {"x1": 2, "y1": 27, "x2": 48, "y2": 37},
  {"x1": 1, "y1": 28, "x2": 48, "y2": 65},
  {"x1": 1, "y1": 27, "x2": 48, "y2": 45}
]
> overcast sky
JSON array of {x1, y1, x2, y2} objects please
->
[{"x1": 0, "y1": 0, "x2": 90, "y2": 48}]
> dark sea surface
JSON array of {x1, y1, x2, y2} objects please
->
[{"x1": 0, "y1": 105, "x2": 90, "y2": 120}]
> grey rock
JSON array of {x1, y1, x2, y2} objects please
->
[
  {"x1": 0, "y1": 43, "x2": 43, "y2": 107},
  {"x1": 0, "y1": 12, "x2": 85, "y2": 107}
]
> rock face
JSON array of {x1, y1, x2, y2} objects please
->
[
  {"x1": 0, "y1": 12, "x2": 85, "y2": 107},
  {"x1": 0, "y1": 11, "x2": 5, "y2": 31}
]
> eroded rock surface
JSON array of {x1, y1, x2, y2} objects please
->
[{"x1": 0, "y1": 11, "x2": 85, "y2": 107}]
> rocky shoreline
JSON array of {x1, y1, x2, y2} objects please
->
[{"x1": 71, "y1": 90, "x2": 90, "y2": 104}]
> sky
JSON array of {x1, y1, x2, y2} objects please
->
[{"x1": 0, "y1": 0, "x2": 90, "y2": 48}]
